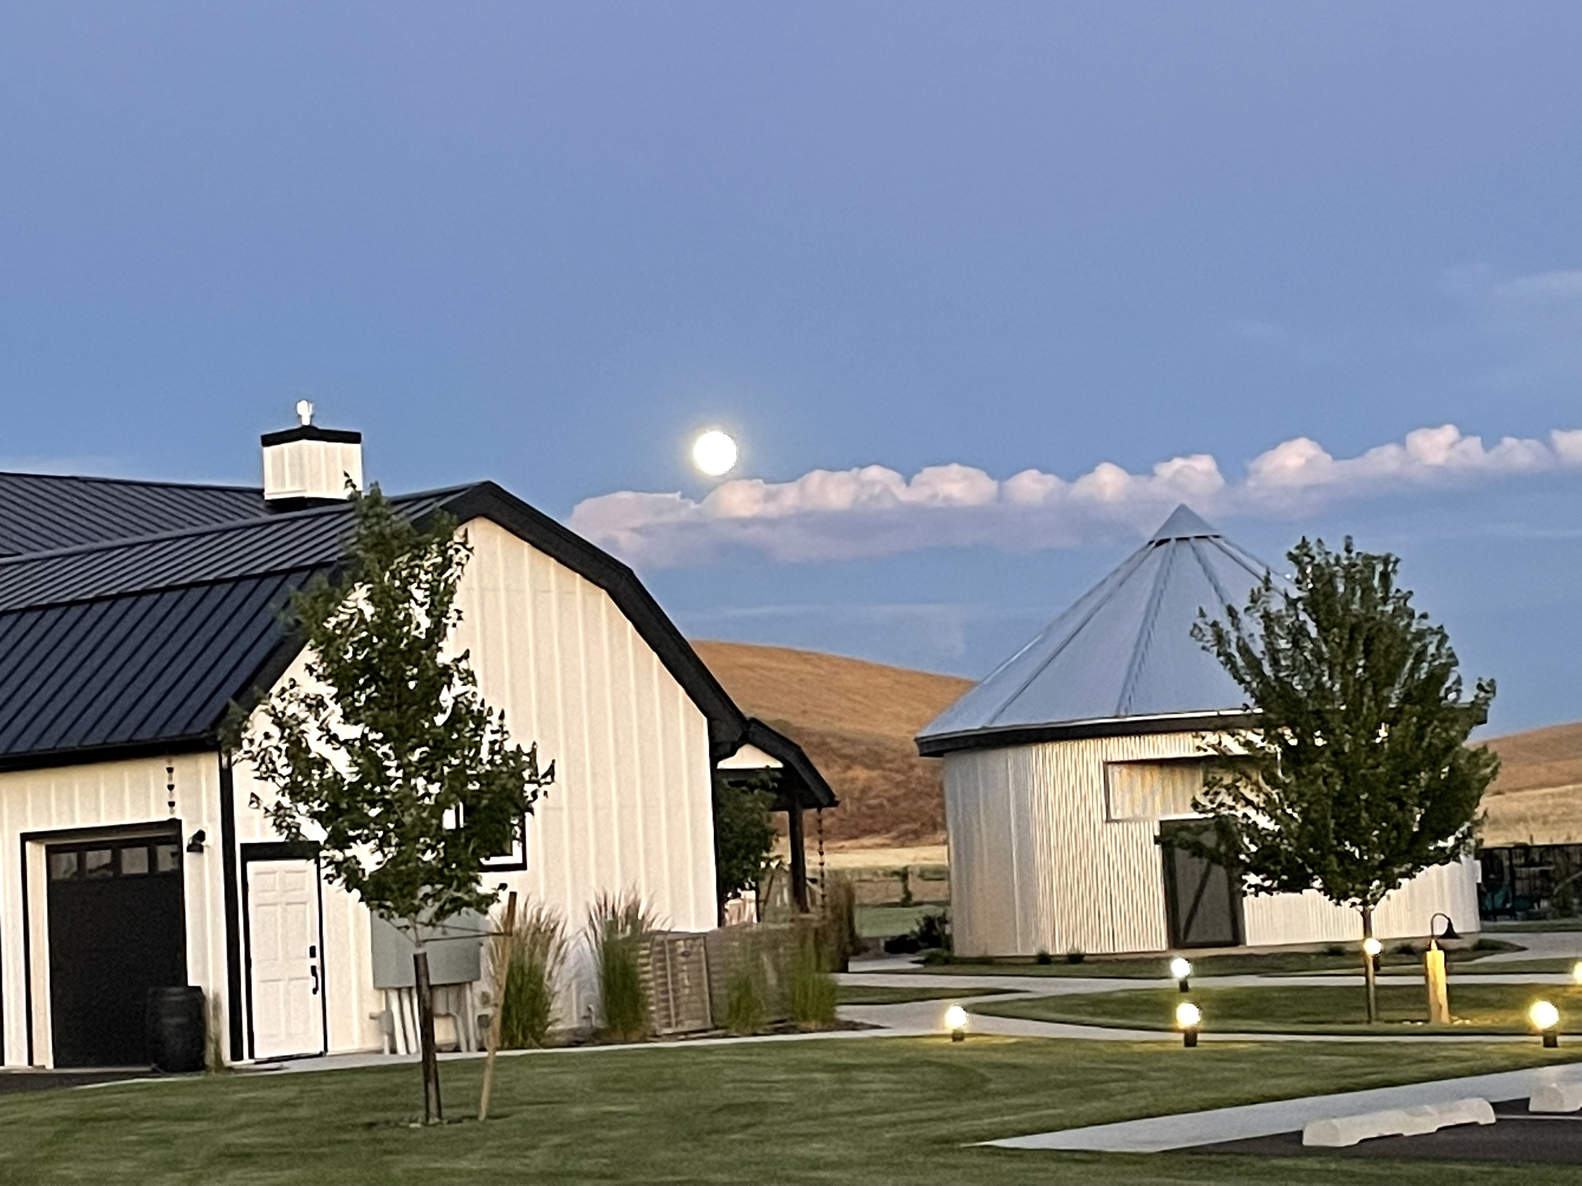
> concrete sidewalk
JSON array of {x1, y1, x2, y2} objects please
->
[{"x1": 987, "y1": 1063, "x2": 1582, "y2": 1152}]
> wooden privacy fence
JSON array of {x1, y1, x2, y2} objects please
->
[{"x1": 640, "y1": 925, "x2": 803, "y2": 1035}]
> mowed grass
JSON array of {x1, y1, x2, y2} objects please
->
[
  {"x1": 974, "y1": 982, "x2": 1582, "y2": 1035},
  {"x1": 904, "y1": 944, "x2": 1517, "y2": 979},
  {"x1": 3, "y1": 1038, "x2": 1582, "y2": 1185},
  {"x1": 836, "y1": 983, "x2": 1012, "y2": 1005}
]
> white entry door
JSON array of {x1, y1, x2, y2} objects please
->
[{"x1": 247, "y1": 859, "x2": 326, "y2": 1060}]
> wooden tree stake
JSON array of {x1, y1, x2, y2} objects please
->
[{"x1": 479, "y1": 890, "x2": 519, "y2": 1121}]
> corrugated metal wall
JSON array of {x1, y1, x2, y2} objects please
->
[{"x1": 943, "y1": 732, "x2": 1477, "y2": 957}]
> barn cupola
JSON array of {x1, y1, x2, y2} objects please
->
[{"x1": 260, "y1": 401, "x2": 364, "y2": 512}]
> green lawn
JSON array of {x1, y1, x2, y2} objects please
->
[
  {"x1": 854, "y1": 904, "x2": 946, "y2": 939},
  {"x1": 2, "y1": 1038, "x2": 1580, "y2": 1184},
  {"x1": 973, "y1": 982, "x2": 1582, "y2": 1035},
  {"x1": 836, "y1": 983, "x2": 1013, "y2": 1005},
  {"x1": 903, "y1": 944, "x2": 1516, "y2": 979}
]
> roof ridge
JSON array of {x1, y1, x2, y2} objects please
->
[
  {"x1": 0, "y1": 482, "x2": 479, "y2": 570},
  {"x1": 0, "y1": 469, "x2": 263, "y2": 494}
]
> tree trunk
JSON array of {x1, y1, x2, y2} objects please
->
[
  {"x1": 1360, "y1": 906, "x2": 1378, "y2": 1025},
  {"x1": 413, "y1": 947, "x2": 443, "y2": 1124}
]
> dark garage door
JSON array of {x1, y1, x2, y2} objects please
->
[{"x1": 46, "y1": 833, "x2": 187, "y2": 1068}]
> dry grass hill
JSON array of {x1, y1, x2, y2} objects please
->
[
  {"x1": 1481, "y1": 721, "x2": 1582, "y2": 845},
  {"x1": 691, "y1": 641, "x2": 972, "y2": 848}
]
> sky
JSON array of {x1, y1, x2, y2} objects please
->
[{"x1": 1, "y1": 3, "x2": 1579, "y2": 735}]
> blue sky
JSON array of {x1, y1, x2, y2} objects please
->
[{"x1": 2, "y1": 3, "x2": 1579, "y2": 734}]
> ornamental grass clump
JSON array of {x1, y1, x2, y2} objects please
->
[
  {"x1": 723, "y1": 959, "x2": 768, "y2": 1035},
  {"x1": 789, "y1": 930, "x2": 837, "y2": 1030},
  {"x1": 587, "y1": 891, "x2": 657, "y2": 1042},
  {"x1": 499, "y1": 904, "x2": 566, "y2": 1048}
]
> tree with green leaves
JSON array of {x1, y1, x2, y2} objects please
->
[
  {"x1": 231, "y1": 486, "x2": 553, "y2": 1121},
  {"x1": 1191, "y1": 537, "x2": 1498, "y2": 1022},
  {"x1": 712, "y1": 773, "x2": 777, "y2": 923}
]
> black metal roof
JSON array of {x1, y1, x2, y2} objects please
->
[
  {"x1": 0, "y1": 471, "x2": 266, "y2": 556},
  {"x1": 0, "y1": 478, "x2": 757, "y2": 772}
]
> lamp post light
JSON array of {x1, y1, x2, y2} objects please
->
[
  {"x1": 945, "y1": 1004, "x2": 968, "y2": 1043},
  {"x1": 1530, "y1": 1000, "x2": 1561, "y2": 1049},
  {"x1": 1175, "y1": 1001, "x2": 1201, "y2": 1048},
  {"x1": 1169, "y1": 957, "x2": 1192, "y2": 994}
]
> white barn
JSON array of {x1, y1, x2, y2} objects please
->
[
  {"x1": 0, "y1": 416, "x2": 832, "y2": 1069},
  {"x1": 916, "y1": 505, "x2": 1477, "y2": 959}
]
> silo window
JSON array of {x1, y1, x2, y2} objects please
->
[{"x1": 1105, "y1": 760, "x2": 1207, "y2": 821}]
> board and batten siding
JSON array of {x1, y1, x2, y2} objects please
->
[
  {"x1": 942, "y1": 732, "x2": 1479, "y2": 958},
  {"x1": 0, "y1": 753, "x2": 226, "y2": 1068},
  {"x1": 228, "y1": 515, "x2": 718, "y2": 1047}
]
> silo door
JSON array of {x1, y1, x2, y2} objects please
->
[{"x1": 1159, "y1": 821, "x2": 1243, "y2": 948}]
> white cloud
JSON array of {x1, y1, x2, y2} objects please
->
[{"x1": 569, "y1": 423, "x2": 1582, "y2": 569}]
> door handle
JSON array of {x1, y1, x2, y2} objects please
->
[{"x1": 310, "y1": 964, "x2": 320, "y2": 996}]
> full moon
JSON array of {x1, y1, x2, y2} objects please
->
[{"x1": 691, "y1": 429, "x2": 738, "y2": 477}]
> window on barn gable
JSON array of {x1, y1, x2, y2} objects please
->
[{"x1": 1104, "y1": 759, "x2": 1210, "y2": 821}]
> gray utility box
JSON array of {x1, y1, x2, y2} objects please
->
[{"x1": 369, "y1": 911, "x2": 486, "y2": 989}]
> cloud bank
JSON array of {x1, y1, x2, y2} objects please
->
[{"x1": 570, "y1": 424, "x2": 1582, "y2": 568}]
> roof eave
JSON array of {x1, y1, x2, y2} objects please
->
[{"x1": 915, "y1": 709, "x2": 1259, "y2": 757}]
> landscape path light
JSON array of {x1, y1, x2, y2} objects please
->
[
  {"x1": 1571, "y1": 961, "x2": 1582, "y2": 987},
  {"x1": 1169, "y1": 957, "x2": 1192, "y2": 994},
  {"x1": 945, "y1": 1004, "x2": 968, "y2": 1043},
  {"x1": 1530, "y1": 1000, "x2": 1561, "y2": 1049},
  {"x1": 1423, "y1": 915, "x2": 1451, "y2": 1025},
  {"x1": 1175, "y1": 1001, "x2": 1201, "y2": 1048}
]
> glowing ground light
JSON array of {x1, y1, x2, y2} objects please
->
[
  {"x1": 1176, "y1": 1001, "x2": 1202, "y2": 1029},
  {"x1": 1362, "y1": 937, "x2": 1383, "y2": 957},
  {"x1": 1170, "y1": 957, "x2": 1192, "y2": 980},
  {"x1": 691, "y1": 429, "x2": 738, "y2": 476},
  {"x1": 1572, "y1": 960, "x2": 1582, "y2": 986},
  {"x1": 1531, "y1": 1000, "x2": 1561, "y2": 1048}
]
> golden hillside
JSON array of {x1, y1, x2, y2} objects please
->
[
  {"x1": 692, "y1": 641, "x2": 972, "y2": 847},
  {"x1": 1481, "y1": 721, "x2": 1582, "y2": 846}
]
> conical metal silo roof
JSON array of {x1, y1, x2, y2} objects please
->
[{"x1": 916, "y1": 505, "x2": 1271, "y2": 756}]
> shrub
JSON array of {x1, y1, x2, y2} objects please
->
[
  {"x1": 1065, "y1": 947, "x2": 1086, "y2": 964},
  {"x1": 915, "y1": 910, "x2": 950, "y2": 952},
  {"x1": 498, "y1": 903, "x2": 566, "y2": 1048},
  {"x1": 586, "y1": 891, "x2": 658, "y2": 1042},
  {"x1": 1034, "y1": 948, "x2": 1052, "y2": 965},
  {"x1": 788, "y1": 931, "x2": 837, "y2": 1029},
  {"x1": 1324, "y1": 944, "x2": 1346, "y2": 957}
]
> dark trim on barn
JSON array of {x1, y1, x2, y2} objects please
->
[
  {"x1": 431, "y1": 482, "x2": 752, "y2": 759},
  {"x1": 259, "y1": 425, "x2": 363, "y2": 447},
  {"x1": 916, "y1": 711, "x2": 1260, "y2": 757},
  {"x1": 240, "y1": 840, "x2": 322, "y2": 863},
  {"x1": 218, "y1": 753, "x2": 245, "y2": 1063},
  {"x1": 0, "y1": 736, "x2": 216, "y2": 776}
]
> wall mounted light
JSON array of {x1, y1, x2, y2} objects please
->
[
  {"x1": 1176, "y1": 1001, "x2": 1201, "y2": 1048},
  {"x1": 186, "y1": 829, "x2": 206, "y2": 854}
]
